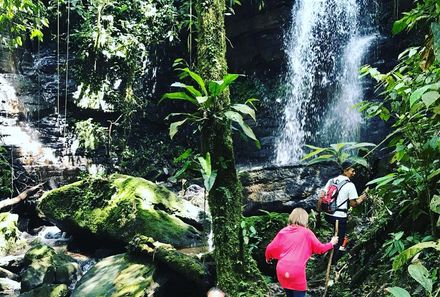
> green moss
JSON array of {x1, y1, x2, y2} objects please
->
[
  {"x1": 39, "y1": 174, "x2": 199, "y2": 248},
  {"x1": 21, "y1": 245, "x2": 78, "y2": 293},
  {"x1": 72, "y1": 254, "x2": 156, "y2": 297},
  {"x1": 0, "y1": 213, "x2": 26, "y2": 256}
]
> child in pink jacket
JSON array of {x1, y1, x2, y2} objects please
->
[{"x1": 266, "y1": 208, "x2": 338, "y2": 297}]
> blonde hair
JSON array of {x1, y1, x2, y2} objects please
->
[{"x1": 288, "y1": 208, "x2": 309, "y2": 227}]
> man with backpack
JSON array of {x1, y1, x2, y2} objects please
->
[{"x1": 318, "y1": 160, "x2": 368, "y2": 262}]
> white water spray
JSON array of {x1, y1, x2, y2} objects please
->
[{"x1": 275, "y1": 0, "x2": 377, "y2": 165}]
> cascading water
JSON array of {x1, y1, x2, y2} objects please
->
[{"x1": 275, "y1": 0, "x2": 377, "y2": 165}]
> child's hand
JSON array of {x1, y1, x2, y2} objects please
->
[{"x1": 330, "y1": 236, "x2": 339, "y2": 245}]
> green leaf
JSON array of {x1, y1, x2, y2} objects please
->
[
  {"x1": 182, "y1": 68, "x2": 207, "y2": 96},
  {"x1": 198, "y1": 153, "x2": 212, "y2": 176},
  {"x1": 231, "y1": 104, "x2": 256, "y2": 121},
  {"x1": 170, "y1": 82, "x2": 202, "y2": 97},
  {"x1": 421, "y1": 91, "x2": 440, "y2": 108},
  {"x1": 301, "y1": 147, "x2": 326, "y2": 161},
  {"x1": 196, "y1": 96, "x2": 209, "y2": 104},
  {"x1": 169, "y1": 119, "x2": 187, "y2": 139},
  {"x1": 30, "y1": 28, "x2": 43, "y2": 41},
  {"x1": 349, "y1": 156, "x2": 369, "y2": 168},
  {"x1": 432, "y1": 23, "x2": 440, "y2": 62},
  {"x1": 392, "y1": 19, "x2": 408, "y2": 35},
  {"x1": 173, "y1": 148, "x2": 193, "y2": 163},
  {"x1": 392, "y1": 241, "x2": 440, "y2": 270},
  {"x1": 366, "y1": 174, "x2": 396, "y2": 187},
  {"x1": 408, "y1": 263, "x2": 432, "y2": 293},
  {"x1": 306, "y1": 155, "x2": 337, "y2": 166},
  {"x1": 385, "y1": 287, "x2": 411, "y2": 297},
  {"x1": 347, "y1": 142, "x2": 376, "y2": 150},
  {"x1": 208, "y1": 80, "x2": 222, "y2": 97},
  {"x1": 224, "y1": 111, "x2": 260, "y2": 148},
  {"x1": 409, "y1": 86, "x2": 430, "y2": 107},
  {"x1": 161, "y1": 92, "x2": 198, "y2": 105},
  {"x1": 218, "y1": 74, "x2": 240, "y2": 93}
]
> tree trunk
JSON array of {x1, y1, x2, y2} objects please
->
[
  {"x1": 195, "y1": 0, "x2": 267, "y2": 295},
  {"x1": 0, "y1": 183, "x2": 44, "y2": 210}
]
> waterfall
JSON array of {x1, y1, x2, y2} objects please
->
[{"x1": 275, "y1": 0, "x2": 377, "y2": 165}]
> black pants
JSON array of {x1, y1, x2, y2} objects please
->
[
  {"x1": 285, "y1": 289, "x2": 306, "y2": 297},
  {"x1": 324, "y1": 214, "x2": 347, "y2": 263}
]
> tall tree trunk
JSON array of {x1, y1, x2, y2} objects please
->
[{"x1": 195, "y1": 0, "x2": 267, "y2": 295}]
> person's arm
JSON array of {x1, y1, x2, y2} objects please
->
[
  {"x1": 309, "y1": 230, "x2": 338, "y2": 254},
  {"x1": 265, "y1": 232, "x2": 282, "y2": 262},
  {"x1": 349, "y1": 187, "x2": 368, "y2": 208}
]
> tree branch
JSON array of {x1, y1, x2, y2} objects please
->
[{"x1": 0, "y1": 183, "x2": 45, "y2": 210}]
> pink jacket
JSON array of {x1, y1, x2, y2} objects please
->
[{"x1": 265, "y1": 225, "x2": 333, "y2": 291}]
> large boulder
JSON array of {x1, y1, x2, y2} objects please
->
[
  {"x1": 38, "y1": 174, "x2": 206, "y2": 248},
  {"x1": 71, "y1": 254, "x2": 162, "y2": 297},
  {"x1": 20, "y1": 244, "x2": 78, "y2": 293},
  {"x1": 19, "y1": 284, "x2": 69, "y2": 297},
  {"x1": 240, "y1": 164, "x2": 339, "y2": 216}
]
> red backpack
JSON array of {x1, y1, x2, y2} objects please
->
[{"x1": 318, "y1": 179, "x2": 351, "y2": 214}]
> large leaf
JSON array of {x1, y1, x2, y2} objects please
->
[
  {"x1": 218, "y1": 74, "x2": 240, "y2": 93},
  {"x1": 224, "y1": 111, "x2": 260, "y2": 148},
  {"x1": 347, "y1": 142, "x2": 376, "y2": 150},
  {"x1": 169, "y1": 119, "x2": 187, "y2": 139},
  {"x1": 306, "y1": 155, "x2": 337, "y2": 166},
  {"x1": 208, "y1": 80, "x2": 222, "y2": 97},
  {"x1": 161, "y1": 92, "x2": 197, "y2": 105},
  {"x1": 409, "y1": 85, "x2": 430, "y2": 107},
  {"x1": 301, "y1": 147, "x2": 326, "y2": 161},
  {"x1": 231, "y1": 104, "x2": 256, "y2": 121},
  {"x1": 385, "y1": 287, "x2": 411, "y2": 297},
  {"x1": 366, "y1": 173, "x2": 396, "y2": 186},
  {"x1": 392, "y1": 19, "x2": 408, "y2": 35},
  {"x1": 170, "y1": 82, "x2": 202, "y2": 97},
  {"x1": 408, "y1": 263, "x2": 432, "y2": 293},
  {"x1": 198, "y1": 153, "x2": 212, "y2": 176},
  {"x1": 349, "y1": 156, "x2": 369, "y2": 168},
  {"x1": 181, "y1": 68, "x2": 207, "y2": 96},
  {"x1": 432, "y1": 22, "x2": 440, "y2": 62},
  {"x1": 421, "y1": 91, "x2": 440, "y2": 108},
  {"x1": 392, "y1": 241, "x2": 440, "y2": 270}
]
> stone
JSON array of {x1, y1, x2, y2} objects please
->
[
  {"x1": 20, "y1": 244, "x2": 78, "y2": 293},
  {"x1": 0, "y1": 277, "x2": 21, "y2": 293},
  {"x1": 71, "y1": 253, "x2": 162, "y2": 297},
  {"x1": 38, "y1": 174, "x2": 206, "y2": 248},
  {"x1": 240, "y1": 164, "x2": 340, "y2": 216},
  {"x1": 19, "y1": 284, "x2": 69, "y2": 297}
]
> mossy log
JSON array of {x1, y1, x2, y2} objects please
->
[{"x1": 128, "y1": 235, "x2": 209, "y2": 285}]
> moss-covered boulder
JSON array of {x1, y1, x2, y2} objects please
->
[
  {"x1": 71, "y1": 253, "x2": 162, "y2": 297},
  {"x1": 38, "y1": 174, "x2": 204, "y2": 248},
  {"x1": 0, "y1": 213, "x2": 26, "y2": 256},
  {"x1": 19, "y1": 284, "x2": 69, "y2": 297},
  {"x1": 20, "y1": 244, "x2": 78, "y2": 293}
]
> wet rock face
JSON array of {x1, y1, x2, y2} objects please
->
[
  {"x1": 38, "y1": 174, "x2": 208, "y2": 248},
  {"x1": 240, "y1": 164, "x2": 340, "y2": 216}
]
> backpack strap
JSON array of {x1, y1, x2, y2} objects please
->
[{"x1": 334, "y1": 180, "x2": 351, "y2": 212}]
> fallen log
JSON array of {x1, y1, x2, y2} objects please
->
[{"x1": 0, "y1": 183, "x2": 44, "y2": 211}]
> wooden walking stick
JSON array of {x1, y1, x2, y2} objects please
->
[{"x1": 323, "y1": 219, "x2": 339, "y2": 297}]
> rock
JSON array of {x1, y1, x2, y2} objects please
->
[
  {"x1": 0, "y1": 213, "x2": 27, "y2": 256},
  {"x1": 128, "y1": 235, "x2": 209, "y2": 285},
  {"x1": 240, "y1": 164, "x2": 340, "y2": 216},
  {"x1": 19, "y1": 284, "x2": 69, "y2": 297},
  {"x1": 0, "y1": 254, "x2": 25, "y2": 274},
  {"x1": 38, "y1": 174, "x2": 206, "y2": 248},
  {"x1": 0, "y1": 277, "x2": 20, "y2": 293},
  {"x1": 71, "y1": 253, "x2": 163, "y2": 297},
  {"x1": 20, "y1": 244, "x2": 78, "y2": 293}
]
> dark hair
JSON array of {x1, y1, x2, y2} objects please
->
[{"x1": 341, "y1": 160, "x2": 355, "y2": 172}]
